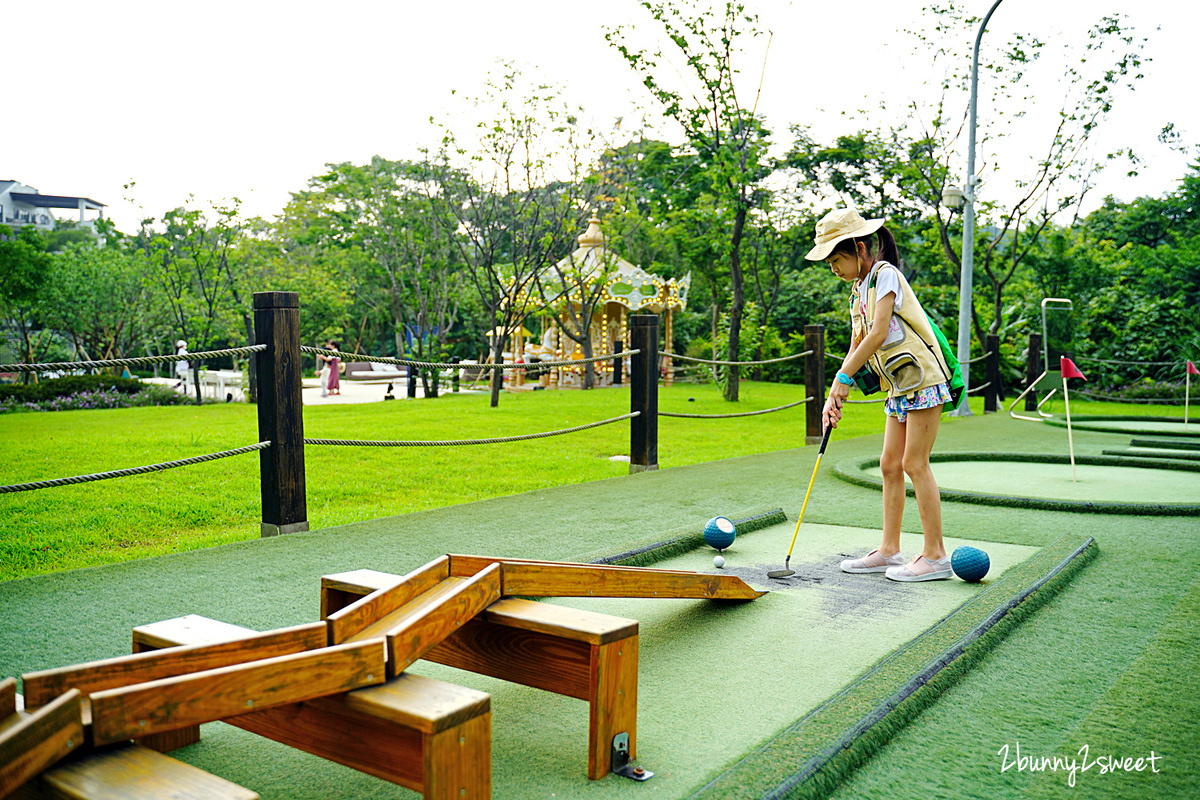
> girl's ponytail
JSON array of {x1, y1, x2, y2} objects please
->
[{"x1": 875, "y1": 225, "x2": 900, "y2": 267}]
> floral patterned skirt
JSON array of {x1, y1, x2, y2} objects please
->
[{"x1": 884, "y1": 382, "x2": 952, "y2": 423}]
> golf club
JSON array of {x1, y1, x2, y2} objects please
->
[{"x1": 768, "y1": 425, "x2": 832, "y2": 579}]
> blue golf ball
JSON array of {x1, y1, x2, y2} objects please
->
[
  {"x1": 703, "y1": 516, "x2": 737, "y2": 551},
  {"x1": 951, "y1": 546, "x2": 990, "y2": 582}
]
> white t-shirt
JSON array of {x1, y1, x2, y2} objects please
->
[
  {"x1": 855, "y1": 262, "x2": 903, "y2": 313},
  {"x1": 855, "y1": 262, "x2": 905, "y2": 346}
]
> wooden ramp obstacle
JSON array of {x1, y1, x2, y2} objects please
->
[{"x1": 3, "y1": 555, "x2": 763, "y2": 799}]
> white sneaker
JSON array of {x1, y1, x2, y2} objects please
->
[
  {"x1": 841, "y1": 549, "x2": 905, "y2": 574},
  {"x1": 886, "y1": 555, "x2": 953, "y2": 582}
]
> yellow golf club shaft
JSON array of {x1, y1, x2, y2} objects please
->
[{"x1": 783, "y1": 426, "x2": 831, "y2": 562}]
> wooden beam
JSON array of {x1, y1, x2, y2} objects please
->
[
  {"x1": 448, "y1": 555, "x2": 765, "y2": 600},
  {"x1": 345, "y1": 564, "x2": 502, "y2": 678},
  {"x1": 25, "y1": 742, "x2": 260, "y2": 800},
  {"x1": 0, "y1": 677, "x2": 14, "y2": 719},
  {"x1": 22, "y1": 622, "x2": 326, "y2": 709},
  {"x1": 89, "y1": 639, "x2": 386, "y2": 746},
  {"x1": 326, "y1": 556, "x2": 450, "y2": 645},
  {"x1": 387, "y1": 563, "x2": 502, "y2": 678},
  {"x1": 0, "y1": 689, "x2": 83, "y2": 798}
]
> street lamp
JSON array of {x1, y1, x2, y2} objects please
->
[{"x1": 952, "y1": 0, "x2": 1005, "y2": 417}]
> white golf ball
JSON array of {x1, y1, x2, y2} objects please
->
[{"x1": 713, "y1": 555, "x2": 725, "y2": 568}]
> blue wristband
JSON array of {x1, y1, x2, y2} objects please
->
[{"x1": 836, "y1": 371, "x2": 854, "y2": 386}]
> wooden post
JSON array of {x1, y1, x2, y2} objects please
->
[
  {"x1": 407, "y1": 364, "x2": 418, "y2": 399},
  {"x1": 629, "y1": 315, "x2": 659, "y2": 473},
  {"x1": 613, "y1": 340, "x2": 623, "y2": 386},
  {"x1": 663, "y1": 309, "x2": 674, "y2": 388},
  {"x1": 1025, "y1": 332, "x2": 1042, "y2": 412},
  {"x1": 254, "y1": 291, "x2": 308, "y2": 537},
  {"x1": 804, "y1": 325, "x2": 826, "y2": 445},
  {"x1": 985, "y1": 333, "x2": 1001, "y2": 413}
]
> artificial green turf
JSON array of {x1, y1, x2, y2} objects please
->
[
  {"x1": 687, "y1": 534, "x2": 1095, "y2": 800},
  {"x1": 2, "y1": 409, "x2": 1196, "y2": 799}
]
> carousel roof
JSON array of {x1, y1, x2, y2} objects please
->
[{"x1": 539, "y1": 216, "x2": 690, "y2": 314}]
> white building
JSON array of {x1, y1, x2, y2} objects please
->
[{"x1": 0, "y1": 180, "x2": 106, "y2": 233}]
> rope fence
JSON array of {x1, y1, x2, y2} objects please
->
[
  {"x1": 659, "y1": 350, "x2": 811, "y2": 367},
  {"x1": 299, "y1": 346, "x2": 639, "y2": 372},
  {"x1": 1075, "y1": 390, "x2": 1178, "y2": 404},
  {"x1": 660, "y1": 398, "x2": 811, "y2": 419},
  {"x1": 1076, "y1": 356, "x2": 1186, "y2": 367},
  {"x1": 0, "y1": 442, "x2": 271, "y2": 494},
  {"x1": 0, "y1": 345, "x2": 267, "y2": 373},
  {"x1": 304, "y1": 412, "x2": 639, "y2": 447}
]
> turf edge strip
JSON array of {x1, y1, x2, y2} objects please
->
[
  {"x1": 684, "y1": 533, "x2": 1098, "y2": 800},
  {"x1": 833, "y1": 453, "x2": 1200, "y2": 516},
  {"x1": 576, "y1": 507, "x2": 788, "y2": 567}
]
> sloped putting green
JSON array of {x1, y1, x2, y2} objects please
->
[
  {"x1": 836, "y1": 453, "x2": 1200, "y2": 515},
  {"x1": 1041, "y1": 414, "x2": 1200, "y2": 438},
  {"x1": 403, "y1": 521, "x2": 1039, "y2": 800}
]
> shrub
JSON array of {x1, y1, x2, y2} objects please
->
[
  {"x1": 0, "y1": 382, "x2": 199, "y2": 413},
  {"x1": 0, "y1": 375, "x2": 144, "y2": 403}
]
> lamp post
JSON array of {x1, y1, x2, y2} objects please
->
[{"x1": 952, "y1": 0, "x2": 1005, "y2": 417}]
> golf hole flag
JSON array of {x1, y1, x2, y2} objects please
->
[
  {"x1": 1060, "y1": 356, "x2": 1087, "y2": 381},
  {"x1": 1060, "y1": 357, "x2": 1086, "y2": 481},
  {"x1": 1188, "y1": 361, "x2": 1198, "y2": 425}
]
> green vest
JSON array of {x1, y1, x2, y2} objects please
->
[{"x1": 850, "y1": 263, "x2": 961, "y2": 404}]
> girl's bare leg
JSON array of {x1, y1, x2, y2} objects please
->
[
  {"x1": 878, "y1": 414, "x2": 908, "y2": 557},
  {"x1": 901, "y1": 405, "x2": 946, "y2": 560}
]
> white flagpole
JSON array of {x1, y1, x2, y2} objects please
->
[
  {"x1": 1187, "y1": 370, "x2": 1191, "y2": 426},
  {"x1": 1063, "y1": 373, "x2": 1077, "y2": 482}
]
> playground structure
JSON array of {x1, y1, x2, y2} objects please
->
[
  {"x1": 1, "y1": 556, "x2": 762, "y2": 799},
  {"x1": 495, "y1": 216, "x2": 690, "y2": 390}
]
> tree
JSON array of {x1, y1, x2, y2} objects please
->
[
  {"x1": 607, "y1": 0, "x2": 774, "y2": 401},
  {"x1": 432, "y1": 66, "x2": 597, "y2": 407},
  {"x1": 0, "y1": 225, "x2": 55, "y2": 378},
  {"x1": 785, "y1": 7, "x2": 1151, "y2": 356},
  {"x1": 135, "y1": 201, "x2": 247, "y2": 353},
  {"x1": 40, "y1": 244, "x2": 157, "y2": 367},
  {"x1": 310, "y1": 158, "x2": 467, "y2": 395}
]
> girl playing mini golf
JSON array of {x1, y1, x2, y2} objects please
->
[{"x1": 809, "y1": 208, "x2": 961, "y2": 582}]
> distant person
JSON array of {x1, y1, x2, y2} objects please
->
[
  {"x1": 174, "y1": 340, "x2": 189, "y2": 391},
  {"x1": 327, "y1": 341, "x2": 342, "y2": 396},
  {"x1": 317, "y1": 339, "x2": 341, "y2": 397}
]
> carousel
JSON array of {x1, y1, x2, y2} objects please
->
[{"x1": 495, "y1": 216, "x2": 690, "y2": 389}]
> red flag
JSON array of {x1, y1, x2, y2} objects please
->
[
  {"x1": 1060, "y1": 356, "x2": 1087, "y2": 381},
  {"x1": 1188, "y1": 360, "x2": 1199, "y2": 376}
]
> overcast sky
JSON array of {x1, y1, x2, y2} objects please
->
[{"x1": 8, "y1": 0, "x2": 1195, "y2": 235}]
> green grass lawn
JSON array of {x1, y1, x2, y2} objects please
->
[{"x1": 0, "y1": 382, "x2": 1181, "y2": 581}]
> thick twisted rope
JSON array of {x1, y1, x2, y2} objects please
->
[
  {"x1": 300, "y1": 347, "x2": 638, "y2": 372},
  {"x1": 828, "y1": 350, "x2": 995, "y2": 366},
  {"x1": 662, "y1": 350, "x2": 812, "y2": 367},
  {"x1": 0, "y1": 442, "x2": 271, "y2": 494},
  {"x1": 0, "y1": 345, "x2": 266, "y2": 373},
  {"x1": 1075, "y1": 390, "x2": 1180, "y2": 404},
  {"x1": 1075, "y1": 356, "x2": 1185, "y2": 367},
  {"x1": 966, "y1": 381, "x2": 993, "y2": 394},
  {"x1": 305, "y1": 412, "x2": 639, "y2": 447},
  {"x1": 660, "y1": 398, "x2": 811, "y2": 418}
]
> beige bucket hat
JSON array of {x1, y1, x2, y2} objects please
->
[{"x1": 805, "y1": 207, "x2": 884, "y2": 261}]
